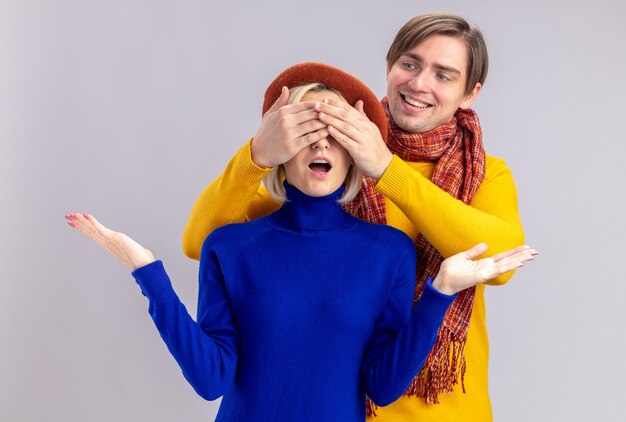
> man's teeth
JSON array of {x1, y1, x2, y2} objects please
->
[
  {"x1": 403, "y1": 96, "x2": 430, "y2": 108},
  {"x1": 311, "y1": 160, "x2": 329, "y2": 164}
]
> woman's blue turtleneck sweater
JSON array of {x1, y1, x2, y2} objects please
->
[{"x1": 132, "y1": 184, "x2": 455, "y2": 421}]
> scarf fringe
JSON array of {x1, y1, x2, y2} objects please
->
[
  {"x1": 406, "y1": 324, "x2": 467, "y2": 404},
  {"x1": 366, "y1": 396, "x2": 378, "y2": 417},
  {"x1": 365, "y1": 326, "x2": 467, "y2": 417}
]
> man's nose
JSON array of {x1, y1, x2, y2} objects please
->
[{"x1": 408, "y1": 71, "x2": 429, "y2": 92}]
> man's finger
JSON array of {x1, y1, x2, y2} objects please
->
[
  {"x1": 269, "y1": 102, "x2": 319, "y2": 125},
  {"x1": 264, "y1": 86, "x2": 290, "y2": 116},
  {"x1": 317, "y1": 111, "x2": 359, "y2": 139},
  {"x1": 290, "y1": 109, "x2": 324, "y2": 126},
  {"x1": 355, "y1": 100, "x2": 366, "y2": 115},
  {"x1": 316, "y1": 98, "x2": 358, "y2": 121},
  {"x1": 327, "y1": 125, "x2": 356, "y2": 151},
  {"x1": 290, "y1": 118, "x2": 328, "y2": 139},
  {"x1": 323, "y1": 96, "x2": 354, "y2": 111},
  {"x1": 294, "y1": 128, "x2": 330, "y2": 149}
]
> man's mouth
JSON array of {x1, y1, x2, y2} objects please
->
[
  {"x1": 402, "y1": 94, "x2": 431, "y2": 109},
  {"x1": 308, "y1": 159, "x2": 332, "y2": 173}
]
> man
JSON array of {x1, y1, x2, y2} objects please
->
[{"x1": 182, "y1": 13, "x2": 523, "y2": 422}]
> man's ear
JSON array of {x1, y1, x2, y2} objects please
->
[{"x1": 460, "y1": 82, "x2": 481, "y2": 109}]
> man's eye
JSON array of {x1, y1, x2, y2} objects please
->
[
  {"x1": 436, "y1": 73, "x2": 450, "y2": 82},
  {"x1": 402, "y1": 62, "x2": 416, "y2": 70}
]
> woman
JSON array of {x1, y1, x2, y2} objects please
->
[{"x1": 67, "y1": 64, "x2": 535, "y2": 421}]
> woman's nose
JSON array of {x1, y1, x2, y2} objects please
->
[{"x1": 311, "y1": 137, "x2": 330, "y2": 149}]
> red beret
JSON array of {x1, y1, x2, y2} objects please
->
[{"x1": 263, "y1": 62, "x2": 387, "y2": 141}]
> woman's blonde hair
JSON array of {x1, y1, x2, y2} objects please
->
[{"x1": 263, "y1": 83, "x2": 363, "y2": 204}]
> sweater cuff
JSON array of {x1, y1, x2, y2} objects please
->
[
  {"x1": 131, "y1": 260, "x2": 176, "y2": 304},
  {"x1": 237, "y1": 138, "x2": 274, "y2": 183},
  {"x1": 375, "y1": 155, "x2": 413, "y2": 203},
  {"x1": 413, "y1": 276, "x2": 457, "y2": 323}
]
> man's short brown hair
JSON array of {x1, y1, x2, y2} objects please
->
[{"x1": 386, "y1": 13, "x2": 489, "y2": 95}]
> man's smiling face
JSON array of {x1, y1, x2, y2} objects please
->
[{"x1": 386, "y1": 34, "x2": 481, "y2": 133}]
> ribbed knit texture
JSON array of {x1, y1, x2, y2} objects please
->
[{"x1": 134, "y1": 183, "x2": 455, "y2": 421}]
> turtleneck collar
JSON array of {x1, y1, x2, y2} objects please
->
[{"x1": 269, "y1": 182, "x2": 356, "y2": 232}]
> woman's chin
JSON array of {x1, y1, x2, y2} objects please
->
[{"x1": 297, "y1": 183, "x2": 341, "y2": 198}]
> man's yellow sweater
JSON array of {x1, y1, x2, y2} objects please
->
[{"x1": 183, "y1": 140, "x2": 524, "y2": 422}]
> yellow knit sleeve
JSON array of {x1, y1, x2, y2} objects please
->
[
  {"x1": 182, "y1": 139, "x2": 280, "y2": 260},
  {"x1": 376, "y1": 154, "x2": 525, "y2": 285}
]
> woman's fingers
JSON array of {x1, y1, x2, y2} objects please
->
[
  {"x1": 66, "y1": 213, "x2": 120, "y2": 255},
  {"x1": 490, "y1": 245, "x2": 536, "y2": 262},
  {"x1": 488, "y1": 257, "x2": 525, "y2": 277},
  {"x1": 463, "y1": 243, "x2": 488, "y2": 260},
  {"x1": 66, "y1": 212, "x2": 155, "y2": 269},
  {"x1": 491, "y1": 250, "x2": 536, "y2": 273},
  {"x1": 66, "y1": 213, "x2": 109, "y2": 245},
  {"x1": 66, "y1": 213, "x2": 92, "y2": 234},
  {"x1": 479, "y1": 246, "x2": 537, "y2": 280}
]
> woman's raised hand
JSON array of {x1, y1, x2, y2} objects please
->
[
  {"x1": 66, "y1": 213, "x2": 155, "y2": 270},
  {"x1": 432, "y1": 243, "x2": 537, "y2": 295}
]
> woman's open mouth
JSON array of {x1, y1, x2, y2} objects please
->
[{"x1": 308, "y1": 159, "x2": 332, "y2": 173}]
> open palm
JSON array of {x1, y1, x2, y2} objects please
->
[
  {"x1": 433, "y1": 243, "x2": 537, "y2": 295},
  {"x1": 66, "y1": 213, "x2": 155, "y2": 270}
]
